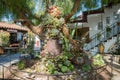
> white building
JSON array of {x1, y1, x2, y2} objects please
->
[{"x1": 69, "y1": 3, "x2": 120, "y2": 54}]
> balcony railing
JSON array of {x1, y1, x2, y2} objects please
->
[{"x1": 85, "y1": 19, "x2": 120, "y2": 51}]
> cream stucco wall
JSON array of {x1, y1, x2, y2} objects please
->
[{"x1": 77, "y1": 3, "x2": 120, "y2": 38}]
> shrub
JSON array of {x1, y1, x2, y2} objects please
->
[{"x1": 17, "y1": 60, "x2": 25, "y2": 70}]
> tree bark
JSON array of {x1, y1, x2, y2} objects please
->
[{"x1": 65, "y1": 0, "x2": 81, "y2": 22}]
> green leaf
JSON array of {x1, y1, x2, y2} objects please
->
[
  {"x1": 58, "y1": 63, "x2": 63, "y2": 68},
  {"x1": 61, "y1": 66, "x2": 68, "y2": 73}
]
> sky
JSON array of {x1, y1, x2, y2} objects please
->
[
  {"x1": 1, "y1": 0, "x2": 102, "y2": 22},
  {"x1": 76, "y1": 0, "x2": 101, "y2": 17}
]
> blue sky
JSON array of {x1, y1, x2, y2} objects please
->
[
  {"x1": 1, "y1": 0, "x2": 102, "y2": 22},
  {"x1": 76, "y1": 0, "x2": 101, "y2": 16}
]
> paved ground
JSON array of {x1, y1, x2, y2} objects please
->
[
  {"x1": 104, "y1": 54, "x2": 120, "y2": 80},
  {"x1": 0, "y1": 53, "x2": 21, "y2": 66},
  {"x1": 0, "y1": 53, "x2": 21, "y2": 78},
  {"x1": 0, "y1": 53, "x2": 120, "y2": 80}
]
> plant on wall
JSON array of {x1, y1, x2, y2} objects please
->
[
  {"x1": 97, "y1": 33, "x2": 101, "y2": 40},
  {"x1": 106, "y1": 26, "x2": 112, "y2": 38},
  {"x1": 106, "y1": 26, "x2": 111, "y2": 32}
]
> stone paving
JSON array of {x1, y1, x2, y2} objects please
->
[
  {"x1": 104, "y1": 54, "x2": 120, "y2": 80},
  {"x1": 0, "y1": 53, "x2": 21, "y2": 65},
  {"x1": 0, "y1": 53, "x2": 31, "y2": 78},
  {"x1": 0, "y1": 53, "x2": 120, "y2": 80}
]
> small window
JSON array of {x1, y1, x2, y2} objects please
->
[
  {"x1": 106, "y1": 17, "x2": 110, "y2": 24},
  {"x1": 98, "y1": 22, "x2": 103, "y2": 30}
]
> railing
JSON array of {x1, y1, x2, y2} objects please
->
[
  {"x1": 0, "y1": 62, "x2": 94, "y2": 80},
  {"x1": 0, "y1": 53, "x2": 104, "y2": 80},
  {"x1": 0, "y1": 62, "x2": 106, "y2": 80},
  {"x1": 85, "y1": 20, "x2": 120, "y2": 51}
]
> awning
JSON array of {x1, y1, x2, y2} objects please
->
[{"x1": 0, "y1": 22, "x2": 28, "y2": 32}]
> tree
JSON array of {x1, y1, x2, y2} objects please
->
[
  {"x1": 0, "y1": 0, "x2": 120, "y2": 53},
  {"x1": 1, "y1": 0, "x2": 120, "y2": 77}
]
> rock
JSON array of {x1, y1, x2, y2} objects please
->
[{"x1": 23, "y1": 73, "x2": 29, "y2": 78}]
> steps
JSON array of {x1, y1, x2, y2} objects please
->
[{"x1": 84, "y1": 20, "x2": 120, "y2": 54}]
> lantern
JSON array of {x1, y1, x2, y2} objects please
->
[{"x1": 98, "y1": 43, "x2": 104, "y2": 54}]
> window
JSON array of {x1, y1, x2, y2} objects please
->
[
  {"x1": 113, "y1": 11, "x2": 119, "y2": 20},
  {"x1": 98, "y1": 22, "x2": 103, "y2": 30},
  {"x1": 106, "y1": 17, "x2": 110, "y2": 24},
  {"x1": 10, "y1": 33, "x2": 17, "y2": 44}
]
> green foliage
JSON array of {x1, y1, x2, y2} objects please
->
[
  {"x1": 106, "y1": 26, "x2": 111, "y2": 38},
  {"x1": 0, "y1": 31, "x2": 10, "y2": 46},
  {"x1": 0, "y1": 0, "x2": 37, "y2": 23},
  {"x1": 106, "y1": 26, "x2": 111, "y2": 32},
  {"x1": 92, "y1": 54, "x2": 105, "y2": 67},
  {"x1": 97, "y1": 33, "x2": 101, "y2": 40},
  {"x1": 54, "y1": 0, "x2": 74, "y2": 16},
  {"x1": 17, "y1": 60, "x2": 25, "y2": 70},
  {"x1": 83, "y1": 0, "x2": 99, "y2": 10},
  {"x1": 0, "y1": 0, "x2": 120, "y2": 23},
  {"x1": 82, "y1": 64, "x2": 91, "y2": 72},
  {"x1": 43, "y1": 53, "x2": 75, "y2": 74}
]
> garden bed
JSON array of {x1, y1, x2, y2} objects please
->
[{"x1": 6, "y1": 60, "x2": 110, "y2": 80}]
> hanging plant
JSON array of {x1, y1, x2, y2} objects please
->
[
  {"x1": 106, "y1": 26, "x2": 111, "y2": 32},
  {"x1": 106, "y1": 26, "x2": 111, "y2": 38},
  {"x1": 97, "y1": 33, "x2": 101, "y2": 40}
]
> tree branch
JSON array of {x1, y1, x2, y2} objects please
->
[
  {"x1": 65, "y1": 0, "x2": 81, "y2": 23},
  {"x1": 14, "y1": 19, "x2": 44, "y2": 38},
  {"x1": 62, "y1": 24, "x2": 80, "y2": 51}
]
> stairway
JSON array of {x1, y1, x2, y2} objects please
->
[{"x1": 84, "y1": 19, "x2": 120, "y2": 54}]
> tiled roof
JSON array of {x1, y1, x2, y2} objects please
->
[{"x1": 0, "y1": 22, "x2": 28, "y2": 31}]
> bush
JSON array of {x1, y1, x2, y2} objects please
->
[
  {"x1": 0, "y1": 31, "x2": 10, "y2": 46},
  {"x1": 17, "y1": 60, "x2": 25, "y2": 70}
]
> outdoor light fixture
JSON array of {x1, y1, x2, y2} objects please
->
[{"x1": 98, "y1": 43, "x2": 104, "y2": 54}]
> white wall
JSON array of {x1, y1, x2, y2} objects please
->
[{"x1": 78, "y1": 3, "x2": 120, "y2": 38}]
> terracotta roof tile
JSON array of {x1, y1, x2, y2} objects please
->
[{"x1": 0, "y1": 22, "x2": 28, "y2": 31}]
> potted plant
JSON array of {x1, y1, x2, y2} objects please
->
[
  {"x1": 106, "y1": 26, "x2": 111, "y2": 32},
  {"x1": 106, "y1": 26, "x2": 111, "y2": 38},
  {"x1": 97, "y1": 33, "x2": 101, "y2": 40}
]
